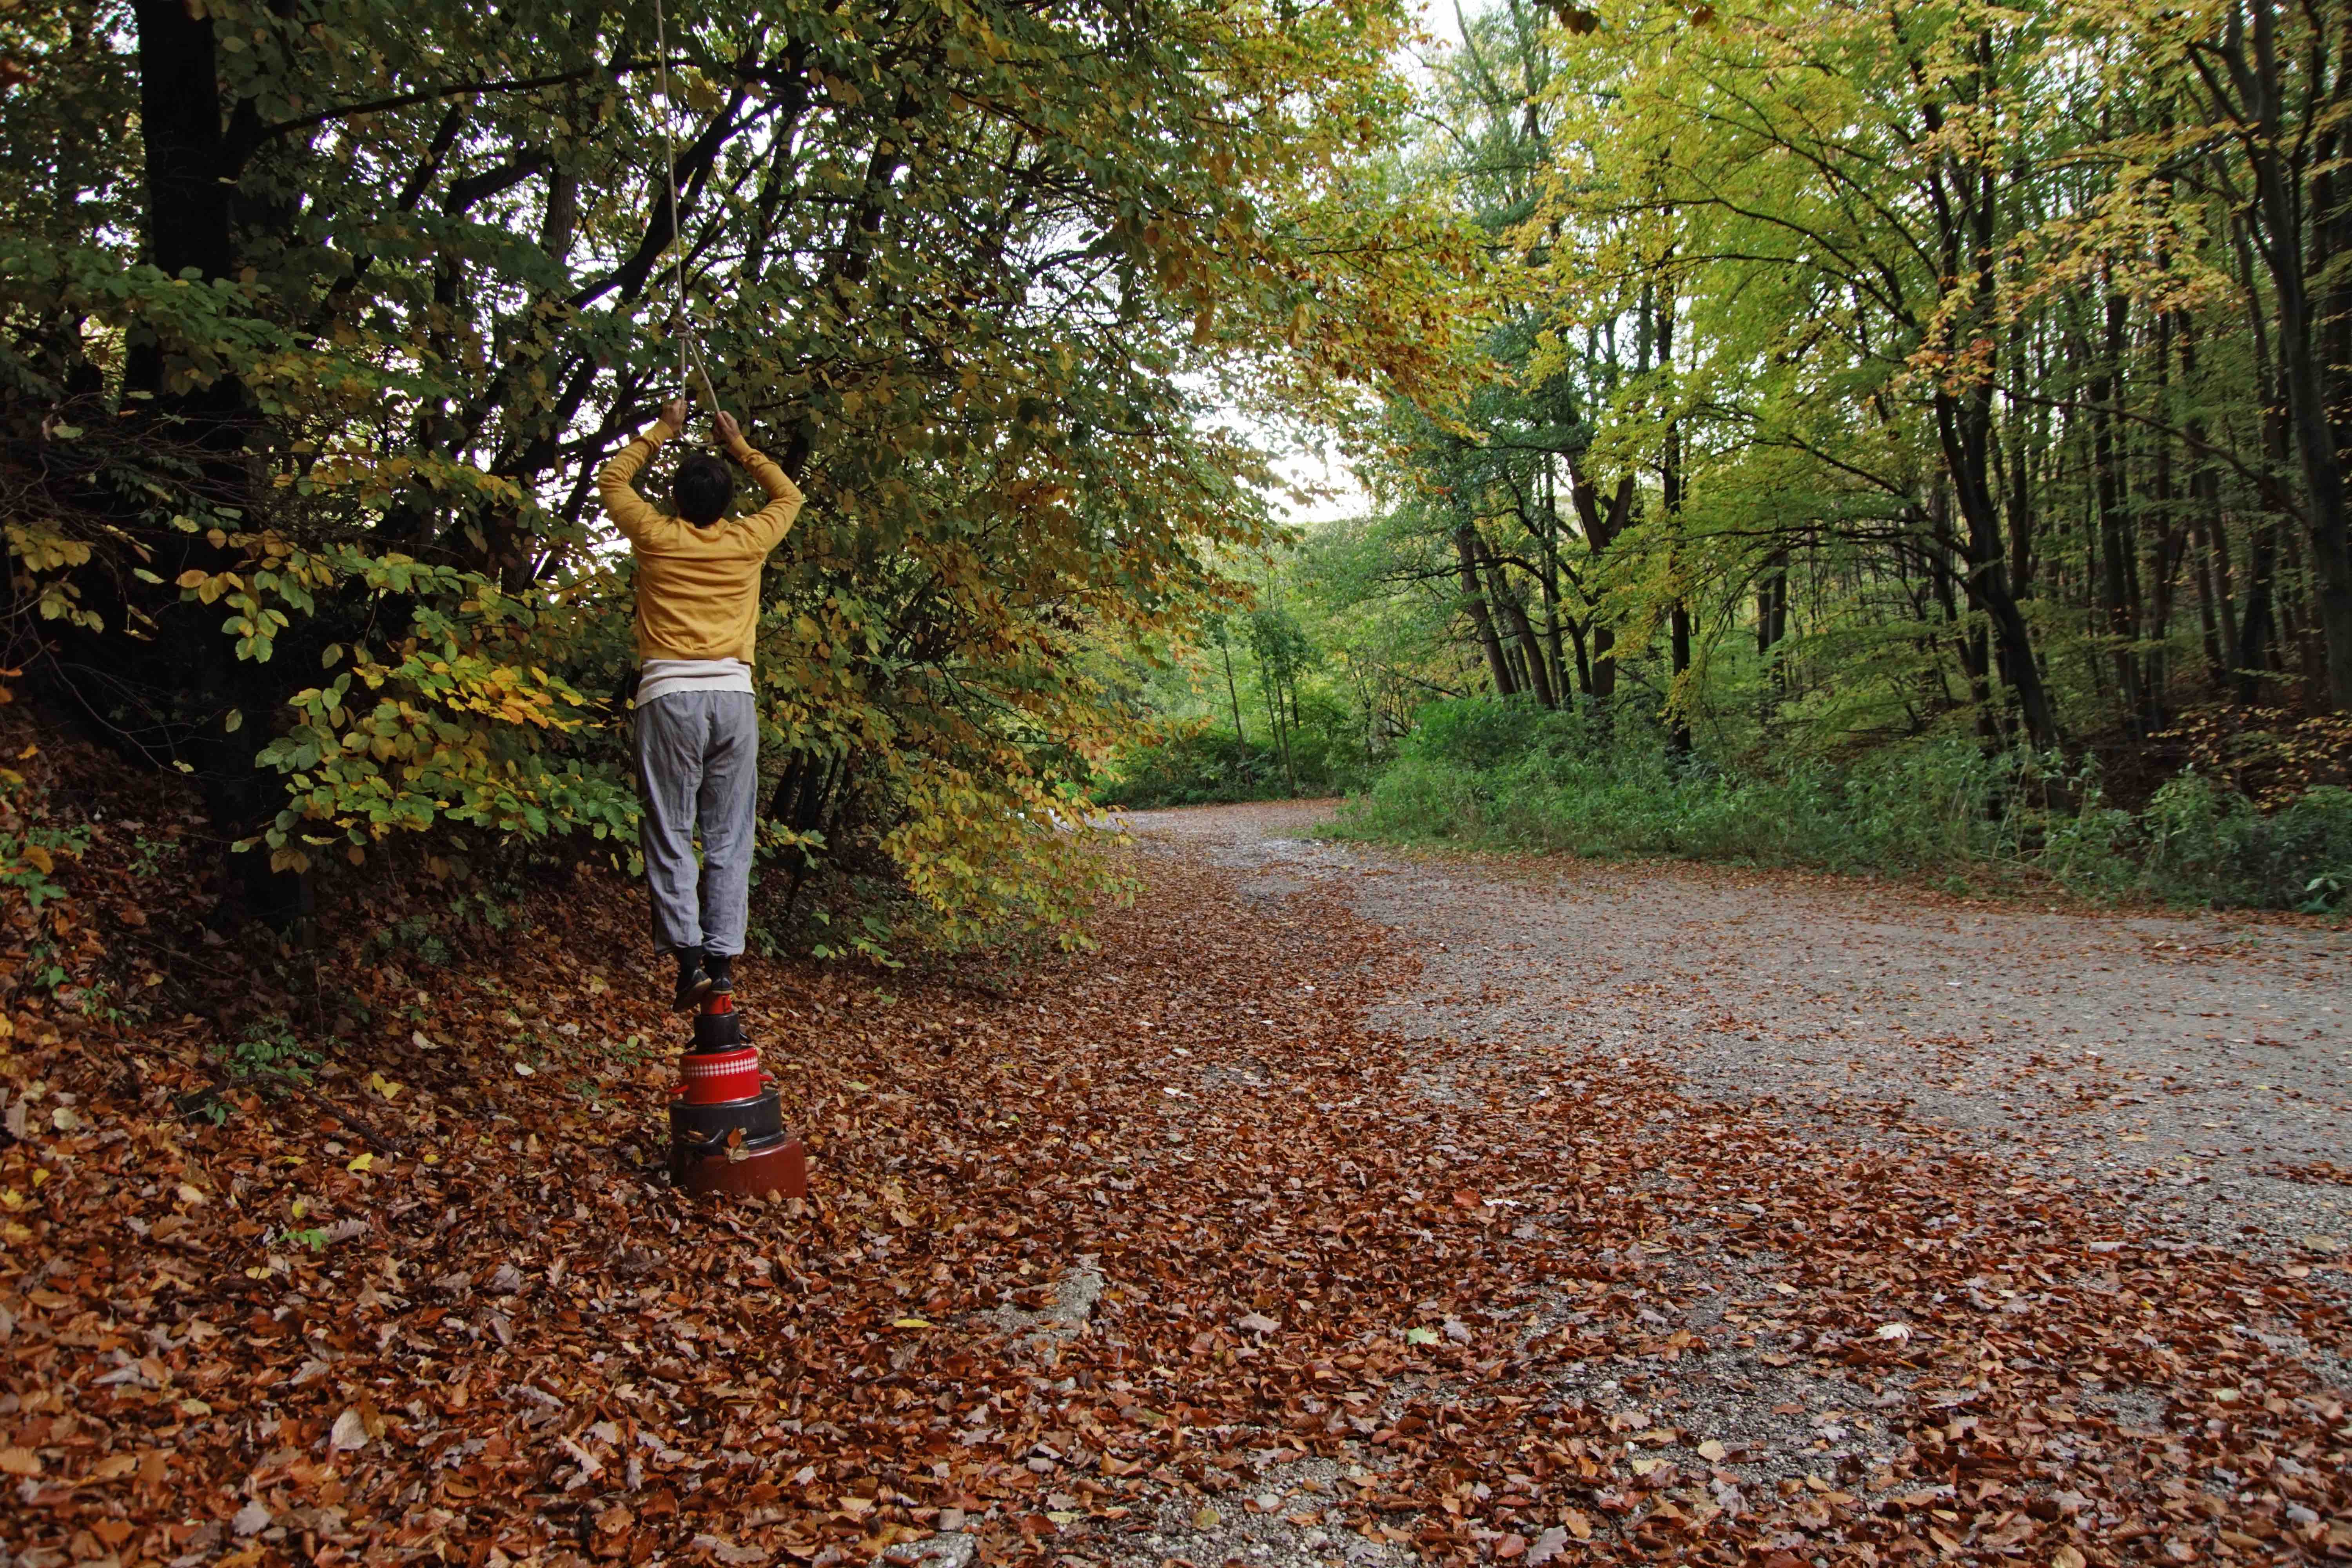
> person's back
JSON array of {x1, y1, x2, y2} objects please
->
[{"x1": 597, "y1": 401, "x2": 804, "y2": 1007}]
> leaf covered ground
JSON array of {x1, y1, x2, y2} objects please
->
[{"x1": 3, "y1": 787, "x2": 2350, "y2": 1568}]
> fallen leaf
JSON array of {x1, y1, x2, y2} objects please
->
[{"x1": 330, "y1": 1407, "x2": 370, "y2": 1452}]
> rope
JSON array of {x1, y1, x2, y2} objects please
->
[{"x1": 650, "y1": 0, "x2": 719, "y2": 414}]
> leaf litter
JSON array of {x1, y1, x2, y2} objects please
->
[{"x1": 0, "y1": 795, "x2": 2348, "y2": 1568}]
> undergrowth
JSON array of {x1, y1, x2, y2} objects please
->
[
  {"x1": 1333, "y1": 697, "x2": 2352, "y2": 913},
  {"x1": 1101, "y1": 722, "x2": 1368, "y2": 808}
]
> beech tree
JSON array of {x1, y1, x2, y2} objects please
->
[{"x1": 1, "y1": 0, "x2": 1432, "y2": 939}]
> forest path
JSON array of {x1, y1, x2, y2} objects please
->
[
  {"x1": 1077, "y1": 800, "x2": 2352, "y2": 1568},
  {"x1": 19, "y1": 793, "x2": 2352, "y2": 1568},
  {"x1": 1123, "y1": 799, "x2": 2352, "y2": 1256}
]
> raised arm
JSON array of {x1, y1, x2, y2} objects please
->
[
  {"x1": 595, "y1": 399, "x2": 687, "y2": 544},
  {"x1": 716, "y1": 412, "x2": 804, "y2": 553}
]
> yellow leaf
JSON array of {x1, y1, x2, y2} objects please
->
[
  {"x1": 346, "y1": 1152, "x2": 374, "y2": 1173},
  {"x1": 176, "y1": 568, "x2": 208, "y2": 589},
  {"x1": 891, "y1": 1317, "x2": 932, "y2": 1329}
]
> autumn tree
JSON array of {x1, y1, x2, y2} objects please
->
[{"x1": 1, "y1": 0, "x2": 1428, "y2": 940}]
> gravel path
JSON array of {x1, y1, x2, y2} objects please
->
[
  {"x1": 1087, "y1": 800, "x2": 2352, "y2": 1568},
  {"x1": 1124, "y1": 799, "x2": 2352, "y2": 1258}
]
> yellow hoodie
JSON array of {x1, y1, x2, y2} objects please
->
[{"x1": 595, "y1": 419, "x2": 805, "y2": 666}]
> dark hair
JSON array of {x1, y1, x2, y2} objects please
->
[{"x1": 673, "y1": 454, "x2": 733, "y2": 525}]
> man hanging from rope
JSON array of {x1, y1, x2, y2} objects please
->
[{"x1": 599, "y1": 396, "x2": 804, "y2": 1009}]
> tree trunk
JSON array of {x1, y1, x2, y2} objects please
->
[
  {"x1": 2239, "y1": 515, "x2": 2281, "y2": 704},
  {"x1": 1758, "y1": 550, "x2": 1790, "y2": 702},
  {"x1": 2227, "y1": 0, "x2": 2352, "y2": 708},
  {"x1": 2086, "y1": 291, "x2": 2143, "y2": 729},
  {"x1": 122, "y1": 1, "x2": 311, "y2": 929},
  {"x1": 1455, "y1": 525, "x2": 1517, "y2": 697},
  {"x1": 1931, "y1": 493, "x2": 2003, "y2": 743},
  {"x1": 1936, "y1": 388, "x2": 2060, "y2": 750},
  {"x1": 1659, "y1": 303, "x2": 1693, "y2": 759},
  {"x1": 2180, "y1": 314, "x2": 2239, "y2": 686},
  {"x1": 1481, "y1": 537, "x2": 1556, "y2": 708},
  {"x1": 1221, "y1": 635, "x2": 1246, "y2": 744},
  {"x1": 1566, "y1": 465, "x2": 1630, "y2": 701}
]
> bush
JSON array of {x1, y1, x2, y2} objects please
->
[
  {"x1": 218, "y1": 1014, "x2": 322, "y2": 1093},
  {"x1": 1100, "y1": 728, "x2": 1285, "y2": 807},
  {"x1": 1337, "y1": 705, "x2": 2349, "y2": 914},
  {"x1": 2142, "y1": 777, "x2": 2352, "y2": 911},
  {"x1": 1103, "y1": 720, "x2": 1368, "y2": 808},
  {"x1": 1401, "y1": 695, "x2": 1595, "y2": 771}
]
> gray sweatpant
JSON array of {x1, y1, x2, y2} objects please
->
[{"x1": 635, "y1": 690, "x2": 759, "y2": 957}]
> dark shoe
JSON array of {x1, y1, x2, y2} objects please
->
[
  {"x1": 673, "y1": 951, "x2": 713, "y2": 1012},
  {"x1": 705, "y1": 953, "x2": 733, "y2": 995}
]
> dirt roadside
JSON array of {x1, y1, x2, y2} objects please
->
[
  {"x1": 1100, "y1": 799, "x2": 2351, "y2": 1568},
  {"x1": 1128, "y1": 799, "x2": 2352, "y2": 1257}
]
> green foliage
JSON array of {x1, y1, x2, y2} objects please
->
[
  {"x1": 1211, "y1": 0, "x2": 2352, "y2": 846},
  {"x1": 1099, "y1": 0, "x2": 2352, "y2": 920},
  {"x1": 1400, "y1": 695, "x2": 1593, "y2": 773},
  {"x1": 2, "y1": 0, "x2": 1438, "y2": 947},
  {"x1": 1340, "y1": 697, "x2": 2349, "y2": 911},
  {"x1": 2141, "y1": 779, "x2": 2352, "y2": 912},
  {"x1": 1098, "y1": 570, "x2": 1393, "y2": 806},
  {"x1": 0, "y1": 821, "x2": 85, "y2": 915},
  {"x1": 1104, "y1": 726, "x2": 1299, "y2": 808},
  {"x1": 216, "y1": 1014, "x2": 323, "y2": 1094},
  {"x1": 274, "y1": 1225, "x2": 336, "y2": 1255}
]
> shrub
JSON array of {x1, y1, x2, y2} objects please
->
[
  {"x1": 2142, "y1": 777, "x2": 2352, "y2": 911},
  {"x1": 1336, "y1": 711, "x2": 2348, "y2": 914},
  {"x1": 1102, "y1": 719, "x2": 1370, "y2": 808},
  {"x1": 211, "y1": 1014, "x2": 323, "y2": 1100},
  {"x1": 1401, "y1": 695, "x2": 1593, "y2": 771}
]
